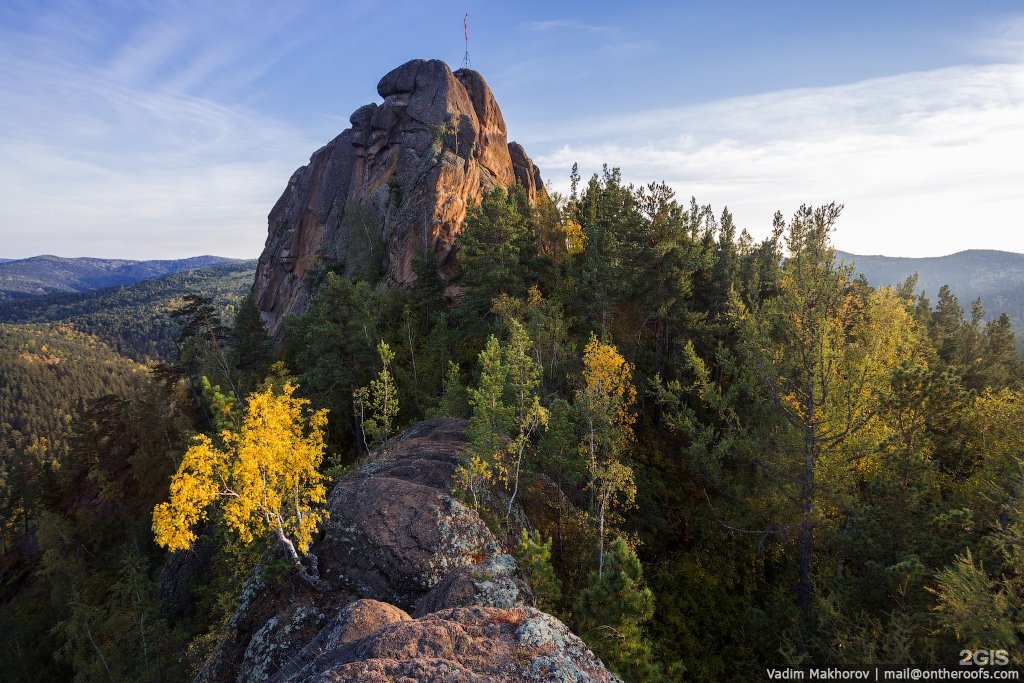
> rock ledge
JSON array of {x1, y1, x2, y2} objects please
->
[{"x1": 198, "y1": 419, "x2": 620, "y2": 683}]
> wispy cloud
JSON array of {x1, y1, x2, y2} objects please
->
[
  {"x1": 965, "y1": 13, "x2": 1024, "y2": 62},
  {"x1": 522, "y1": 19, "x2": 613, "y2": 34},
  {"x1": 2, "y1": 2, "x2": 1022, "y2": 261},
  {"x1": 532, "y1": 62, "x2": 1024, "y2": 257},
  {"x1": 0, "y1": 2, "x2": 319, "y2": 259}
]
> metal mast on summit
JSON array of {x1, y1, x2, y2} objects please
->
[{"x1": 461, "y1": 13, "x2": 471, "y2": 69}]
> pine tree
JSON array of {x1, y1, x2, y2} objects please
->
[
  {"x1": 575, "y1": 537, "x2": 659, "y2": 681},
  {"x1": 516, "y1": 529, "x2": 561, "y2": 613}
]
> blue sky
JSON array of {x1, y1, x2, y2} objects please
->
[{"x1": 1, "y1": 0, "x2": 1022, "y2": 259}]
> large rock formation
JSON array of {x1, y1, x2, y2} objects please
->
[
  {"x1": 198, "y1": 419, "x2": 620, "y2": 682},
  {"x1": 251, "y1": 59, "x2": 544, "y2": 338}
]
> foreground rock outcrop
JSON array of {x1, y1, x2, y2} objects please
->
[
  {"x1": 251, "y1": 59, "x2": 545, "y2": 337},
  {"x1": 199, "y1": 419, "x2": 620, "y2": 682}
]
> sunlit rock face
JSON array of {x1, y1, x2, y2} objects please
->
[{"x1": 251, "y1": 59, "x2": 544, "y2": 338}]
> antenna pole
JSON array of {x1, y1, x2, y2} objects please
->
[{"x1": 461, "y1": 13, "x2": 471, "y2": 69}]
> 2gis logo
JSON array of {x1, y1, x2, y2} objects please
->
[{"x1": 959, "y1": 649, "x2": 1010, "y2": 667}]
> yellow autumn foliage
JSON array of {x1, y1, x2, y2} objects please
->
[
  {"x1": 580, "y1": 334, "x2": 637, "y2": 429},
  {"x1": 153, "y1": 383, "x2": 328, "y2": 554}
]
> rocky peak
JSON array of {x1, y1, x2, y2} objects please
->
[{"x1": 251, "y1": 59, "x2": 544, "y2": 338}]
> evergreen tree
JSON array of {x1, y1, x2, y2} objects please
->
[
  {"x1": 231, "y1": 294, "x2": 271, "y2": 388},
  {"x1": 457, "y1": 185, "x2": 535, "y2": 322},
  {"x1": 284, "y1": 273, "x2": 380, "y2": 454},
  {"x1": 515, "y1": 529, "x2": 561, "y2": 613},
  {"x1": 575, "y1": 537, "x2": 659, "y2": 681}
]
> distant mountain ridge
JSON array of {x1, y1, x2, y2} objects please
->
[
  {"x1": 0, "y1": 260, "x2": 257, "y2": 361},
  {"x1": 0, "y1": 254, "x2": 244, "y2": 300},
  {"x1": 839, "y1": 249, "x2": 1024, "y2": 353},
  {"x1": 837, "y1": 249, "x2": 1024, "y2": 298}
]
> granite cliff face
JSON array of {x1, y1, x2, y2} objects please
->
[
  {"x1": 251, "y1": 59, "x2": 544, "y2": 337},
  {"x1": 197, "y1": 419, "x2": 620, "y2": 682}
]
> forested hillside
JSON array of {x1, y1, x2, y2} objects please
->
[
  {"x1": 840, "y1": 249, "x2": 1024, "y2": 353},
  {"x1": 0, "y1": 261, "x2": 256, "y2": 362},
  {"x1": 2, "y1": 170, "x2": 1023, "y2": 681},
  {"x1": 0, "y1": 323, "x2": 146, "y2": 547},
  {"x1": 0, "y1": 255, "x2": 240, "y2": 300}
]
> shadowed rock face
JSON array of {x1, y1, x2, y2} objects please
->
[
  {"x1": 251, "y1": 59, "x2": 544, "y2": 338},
  {"x1": 197, "y1": 419, "x2": 620, "y2": 683}
]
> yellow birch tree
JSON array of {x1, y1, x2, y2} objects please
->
[
  {"x1": 153, "y1": 383, "x2": 329, "y2": 586},
  {"x1": 575, "y1": 334, "x2": 637, "y2": 577}
]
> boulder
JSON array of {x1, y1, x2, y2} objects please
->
[
  {"x1": 314, "y1": 445, "x2": 497, "y2": 609},
  {"x1": 197, "y1": 419, "x2": 619, "y2": 682},
  {"x1": 413, "y1": 553, "x2": 527, "y2": 618}
]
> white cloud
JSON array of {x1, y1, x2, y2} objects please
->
[
  {"x1": 531, "y1": 63, "x2": 1024, "y2": 257},
  {"x1": 2, "y1": 3, "x2": 1022, "y2": 261}
]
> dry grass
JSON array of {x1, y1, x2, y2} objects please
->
[{"x1": 488, "y1": 606, "x2": 527, "y2": 626}]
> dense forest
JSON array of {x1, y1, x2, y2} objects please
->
[
  {"x1": 839, "y1": 250, "x2": 1024, "y2": 356},
  {"x1": 0, "y1": 323, "x2": 146, "y2": 550},
  {"x1": 0, "y1": 261, "x2": 255, "y2": 362},
  {"x1": 2, "y1": 168, "x2": 1023, "y2": 680}
]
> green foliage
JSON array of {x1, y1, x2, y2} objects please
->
[
  {"x1": 574, "y1": 537, "x2": 661, "y2": 681},
  {"x1": 0, "y1": 323, "x2": 145, "y2": 452},
  {"x1": 0, "y1": 323, "x2": 146, "y2": 544},
  {"x1": 458, "y1": 322, "x2": 548, "y2": 529},
  {"x1": 353, "y1": 341, "x2": 400, "y2": 449},
  {"x1": 649, "y1": 547, "x2": 759, "y2": 680},
  {"x1": 51, "y1": 547, "x2": 183, "y2": 682},
  {"x1": 843, "y1": 249, "x2": 1024, "y2": 356},
  {"x1": 535, "y1": 397, "x2": 584, "y2": 493},
  {"x1": 457, "y1": 185, "x2": 535, "y2": 321},
  {"x1": 284, "y1": 273, "x2": 381, "y2": 456},
  {"x1": 515, "y1": 529, "x2": 561, "y2": 613},
  {"x1": 931, "y1": 550, "x2": 1017, "y2": 651},
  {"x1": 430, "y1": 360, "x2": 469, "y2": 418},
  {"x1": 465, "y1": 335, "x2": 514, "y2": 460},
  {"x1": 1, "y1": 377, "x2": 195, "y2": 681},
  {"x1": 231, "y1": 294, "x2": 272, "y2": 388}
]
